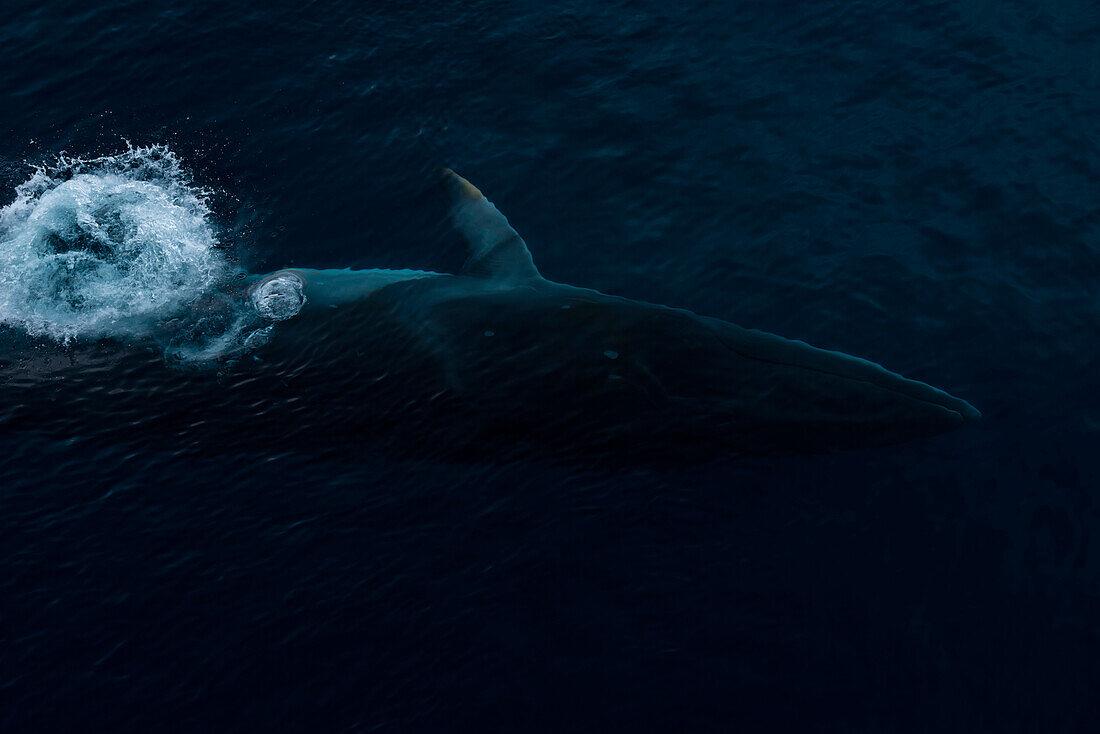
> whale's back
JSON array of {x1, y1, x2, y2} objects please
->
[{"x1": 383, "y1": 281, "x2": 979, "y2": 459}]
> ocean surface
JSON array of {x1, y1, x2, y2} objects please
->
[{"x1": 1, "y1": 1, "x2": 1098, "y2": 731}]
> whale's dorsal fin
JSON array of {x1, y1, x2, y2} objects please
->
[{"x1": 438, "y1": 169, "x2": 541, "y2": 281}]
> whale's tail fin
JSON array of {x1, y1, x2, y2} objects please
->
[{"x1": 438, "y1": 168, "x2": 542, "y2": 282}]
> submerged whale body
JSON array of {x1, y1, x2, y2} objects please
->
[
  {"x1": 0, "y1": 169, "x2": 978, "y2": 462},
  {"x1": 242, "y1": 169, "x2": 978, "y2": 459}
]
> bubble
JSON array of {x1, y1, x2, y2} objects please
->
[
  {"x1": 251, "y1": 272, "x2": 305, "y2": 322},
  {"x1": 243, "y1": 325, "x2": 274, "y2": 350}
]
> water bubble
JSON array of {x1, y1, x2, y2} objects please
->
[
  {"x1": 243, "y1": 326, "x2": 274, "y2": 350},
  {"x1": 251, "y1": 272, "x2": 305, "y2": 322}
]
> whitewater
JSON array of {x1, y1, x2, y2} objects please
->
[
  {"x1": 0, "y1": 144, "x2": 230, "y2": 344},
  {"x1": 0, "y1": 144, "x2": 294, "y2": 364}
]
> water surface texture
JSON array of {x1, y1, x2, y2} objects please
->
[{"x1": 1, "y1": 1, "x2": 1099, "y2": 731}]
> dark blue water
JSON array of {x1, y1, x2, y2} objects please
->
[{"x1": 1, "y1": 1, "x2": 1098, "y2": 730}]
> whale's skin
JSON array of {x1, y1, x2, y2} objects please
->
[
  {"x1": 0, "y1": 171, "x2": 979, "y2": 462},
  {"x1": 239, "y1": 262, "x2": 978, "y2": 461}
]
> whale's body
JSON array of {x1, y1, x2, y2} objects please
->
[
  {"x1": 236, "y1": 170, "x2": 978, "y2": 460},
  {"x1": 0, "y1": 170, "x2": 978, "y2": 462}
]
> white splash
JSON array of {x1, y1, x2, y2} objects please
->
[{"x1": 0, "y1": 143, "x2": 228, "y2": 343}]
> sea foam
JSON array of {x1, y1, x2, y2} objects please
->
[{"x1": 0, "y1": 144, "x2": 228, "y2": 343}]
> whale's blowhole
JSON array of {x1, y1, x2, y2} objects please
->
[{"x1": 252, "y1": 272, "x2": 305, "y2": 322}]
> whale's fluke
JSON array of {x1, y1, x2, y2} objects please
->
[{"x1": 439, "y1": 168, "x2": 541, "y2": 281}]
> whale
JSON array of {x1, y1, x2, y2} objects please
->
[
  {"x1": 238, "y1": 169, "x2": 978, "y2": 459},
  {"x1": 0, "y1": 169, "x2": 978, "y2": 463}
]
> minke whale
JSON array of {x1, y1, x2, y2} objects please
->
[
  {"x1": 238, "y1": 169, "x2": 979, "y2": 460},
  {"x1": 0, "y1": 170, "x2": 978, "y2": 462}
]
